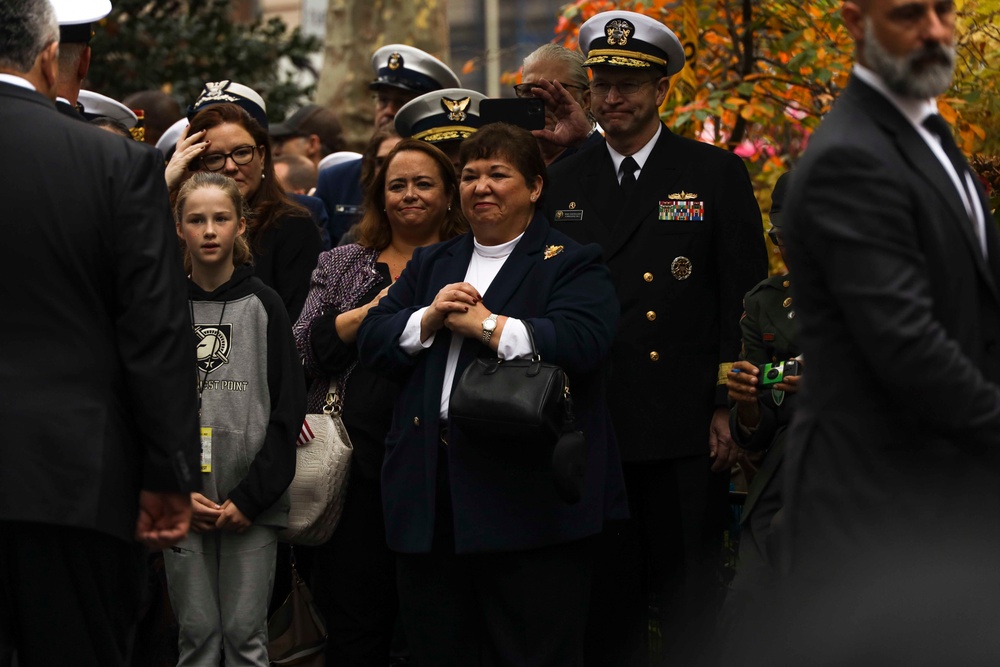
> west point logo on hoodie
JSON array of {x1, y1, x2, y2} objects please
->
[{"x1": 194, "y1": 323, "x2": 232, "y2": 374}]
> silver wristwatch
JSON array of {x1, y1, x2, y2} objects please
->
[{"x1": 481, "y1": 313, "x2": 498, "y2": 345}]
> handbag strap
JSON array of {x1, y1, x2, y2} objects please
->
[
  {"x1": 523, "y1": 321, "x2": 542, "y2": 362},
  {"x1": 323, "y1": 379, "x2": 343, "y2": 416}
]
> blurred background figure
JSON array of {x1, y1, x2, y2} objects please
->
[
  {"x1": 270, "y1": 103, "x2": 346, "y2": 167},
  {"x1": 274, "y1": 154, "x2": 318, "y2": 194},
  {"x1": 274, "y1": 154, "x2": 333, "y2": 250},
  {"x1": 123, "y1": 89, "x2": 183, "y2": 147},
  {"x1": 329, "y1": 125, "x2": 402, "y2": 246},
  {"x1": 717, "y1": 172, "x2": 799, "y2": 659}
]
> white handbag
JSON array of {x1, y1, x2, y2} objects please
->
[{"x1": 280, "y1": 381, "x2": 353, "y2": 545}]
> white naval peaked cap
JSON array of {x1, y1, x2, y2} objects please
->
[
  {"x1": 579, "y1": 10, "x2": 685, "y2": 77},
  {"x1": 78, "y1": 89, "x2": 138, "y2": 128}
]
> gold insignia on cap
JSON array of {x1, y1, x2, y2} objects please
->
[
  {"x1": 441, "y1": 96, "x2": 471, "y2": 122},
  {"x1": 569, "y1": 202, "x2": 577, "y2": 209},
  {"x1": 544, "y1": 245, "x2": 565, "y2": 260},
  {"x1": 605, "y1": 18, "x2": 634, "y2": 46},
  {"x1": 388, "y1": 52, "x2": 403, "y2": 70},
  {"x1": 668, "y1": 190, "x2": 698, "y2": 200},
  {"x1": 671, "y1": 256, "x2": 692, "y2": 280}
]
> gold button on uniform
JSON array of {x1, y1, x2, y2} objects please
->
[
  {"x1": 643, "y1": 272, "x2": 654, "y2": 282},
  {"x1": 646, "y1": 311, "x2": 656, "y2": 321},
  {"x1": 649, "y1": 351, "x2": 660, "y2": 361},
  {"x1": 782, "y1": 280, "x2": 790, "y2": 288},
  {"x1": 413, "y1": 416, "x2": 421, "y2": 426},
  {"x1": 783, "y1": 297, "x2": 793, "y2": 308}
]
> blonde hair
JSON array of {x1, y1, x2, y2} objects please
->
[{"x1": 174, "y1": 172, "x2": 253, "y2": 273}]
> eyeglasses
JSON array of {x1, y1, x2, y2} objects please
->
[
  {"x1": 512, "y1": 82, "x2": 588, "y2": 98},
  {"x1": 372, "y1": 92, "x2": 411, "y2": 109},
  {"x1": 199, "y1": 145, "x2": 258, "y2": 171},
  {"x1": 767, "y1": 229, "x2": 784, "y2": 247},
  {"x1": 589, "y1": 79, "x2": 655, "y2": 97}
]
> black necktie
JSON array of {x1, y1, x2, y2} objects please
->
[
  {"x1": 619, "y1": 156, "x2": 639, "y2": 200},
  {"x1": 922, "y1": 113, "x2": 975, "y2": 209}
]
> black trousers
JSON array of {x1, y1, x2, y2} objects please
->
[
  {"x1": 0, "y1": 520, "x2": 145, "y2": 667},
  {"x1": 585, "y1": 457, "x2": 729, "y2": 667},
  {"x1": 310, "y1": 474, "x2": 398, "y2": 666},
  {"x1": 396, "y1": 535, "x2": 595, "y2": 667}
]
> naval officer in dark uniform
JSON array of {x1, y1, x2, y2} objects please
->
[
  {"x1": 543, "y1": 10, "x2": 766, "y2": 665},
  {"x1": 50, "y1": 0, "x2": 110, "y2": 120}
]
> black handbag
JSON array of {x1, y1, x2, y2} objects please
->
[{"x1": 450, "y1": 322, "x2": 587, "y2": 503}]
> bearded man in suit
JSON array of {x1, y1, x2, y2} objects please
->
[
  {"x1": 544, "y1": 10, "x2": 766, "y2": 665},
  {"x1": 0, "y1": 2, "x2": 199, "y2": 665},
  {"x1": 769, "y1": 0, "x2": 1000, "y2": 662}
]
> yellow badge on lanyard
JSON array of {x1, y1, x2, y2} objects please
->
[{"x1": 200, "y1": 427, "x2": 213, "y2": 473}]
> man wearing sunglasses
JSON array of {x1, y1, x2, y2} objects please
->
[{"x1": 543, "y1": 9, "x2": 766, "y2": 666}]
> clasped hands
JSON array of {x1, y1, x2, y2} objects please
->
[
  {"x1": 190, "y1": 492, "x2": 252, "y2": 534},
  {"x1": 420, "y1": 282, "x2": 493, "y2": 343}
]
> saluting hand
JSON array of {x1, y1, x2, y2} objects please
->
[{"x1": 164, "y1": 127, "x2": 210, "y2": 192}]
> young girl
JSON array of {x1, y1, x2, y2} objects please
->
[{"x1": 165, "y1": 172, "x2": 305, "y2": 666}]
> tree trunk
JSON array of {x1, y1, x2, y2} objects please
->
[{"x1": 317, "y1": 0, "x2": 451, "y2": 150}]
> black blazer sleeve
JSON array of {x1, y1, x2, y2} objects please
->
[{"x1": 114, "y1": 143, "x2": 201, "y2": 492}]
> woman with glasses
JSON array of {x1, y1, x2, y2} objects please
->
[{"x1": 182, "y1": 102, "x2": 323, "y2": 322}]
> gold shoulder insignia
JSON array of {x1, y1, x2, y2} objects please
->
[
  {"x1": 668, "y1": 190, "x2": 698, "y2": 200},
  {"x1": 544, "y1": 245, "x2": 565, "y2": 260}
]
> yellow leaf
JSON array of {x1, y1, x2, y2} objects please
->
[{"x1": 725, "y1": 97, "x2": 747, "y2": 106}]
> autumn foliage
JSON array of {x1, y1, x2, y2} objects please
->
[{"x1": 548, "y1": 0, "x2": 999, "y2": 270}]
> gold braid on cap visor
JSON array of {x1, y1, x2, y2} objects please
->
[
  {"x1": 584, "y1": 49, "x2": 668, "y2": 68},
  {"x1": 411, "y1": 127, "x2": 478, "y2": 143}
]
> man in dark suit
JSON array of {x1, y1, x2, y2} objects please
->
[
  {"x1": 771, "y1": 0, "x2": 1000, "y2": 661},
  {"x1": 0, "y1": 2, "x2": 200, "y2": 665},
  {"x1": 544, "y1": 10, "x2": 766, "y2": 665}
]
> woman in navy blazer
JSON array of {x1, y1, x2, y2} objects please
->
[{"x1": 358, "y1": 123, "x2": 626, "y2": 666}]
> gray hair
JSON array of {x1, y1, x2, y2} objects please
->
[
  {"x1": 522, "y1": 43, "x2": 590, "y2": 90},
  {"x1": 0, "y1": 0, "x2": 59, "y2": 73}
]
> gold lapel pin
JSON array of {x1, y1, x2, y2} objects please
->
[{"x1": 544, "y1": 245, "x2": 565, "y2": 260}]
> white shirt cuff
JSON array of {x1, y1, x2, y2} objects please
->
[
  {"x1": 496, "y1": 318, "x2": 534, "y2": 360},
  {"x1": 400, "y1": 307, "x2": 433, "y2": 355}
]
